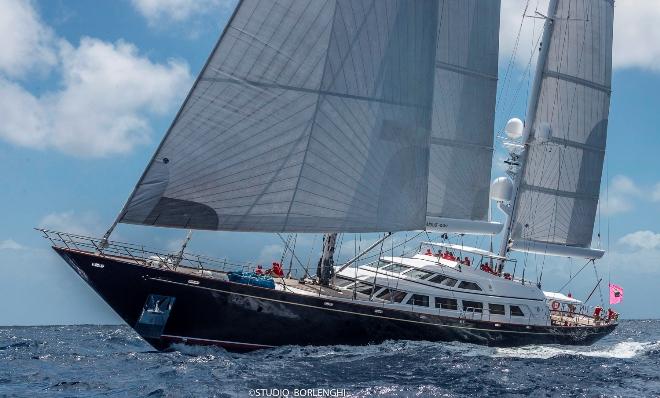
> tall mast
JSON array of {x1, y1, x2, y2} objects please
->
[
  {"x1": 317, "y1": 233, "x2": 337, "y2": 286},
  {"x1": 497, "y1": 0, "x2": 559, "y2": 269}
]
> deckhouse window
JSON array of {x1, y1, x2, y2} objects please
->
[
  {"x1": 405, "y1": 269, "x2": 433, "y2": 280},
  {"x1": 435, "y1": 297, "x2": 458, "y2": 310},
  {"x1": 376, "y1": 288, "x2": 407, "y2": 303},
  {"x1": 381, "y1": 263, "x2": 412, "y2": 273},
  {"x1": 352, "y1": 283, "x2": 377, "y2": 295},
  {"x1": 458, "y1": 281, "x2": 482, "y2": 291},
  {"x1": 510, "y1": 305, "x2": 525, "y2": 317},
  {"x1": 440, "y1": 277, "x2": 457, "y2": 287},
  {"x1": 428, "y1": 274, "x2": 447, "y2": 284},
  {"x1": 407, "y1": 294, "x2": 430, "y2": 307},
  {"x1": 489, "y1": 303, "x2": 505, "y2": 315},
  {"x1": 335, "y1": 277, "x2": 354, "y2": 288},
  {"x1": 428, "y1": 274, "x2": 457, "y2": 287},
  {"x1": 462, "y1": 300, "x2": 483, "y2": 313}
]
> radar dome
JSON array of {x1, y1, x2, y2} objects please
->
[
  {"x1": 490, "y1": 177, "x2": 514, "y2": 202},
  {"x1": 504, "y1": 118, "x2": 523, "y2": 139}
]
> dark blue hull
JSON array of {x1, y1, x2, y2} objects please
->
[{"x1": 54, "y1": 247, "x2": 616, "y2": 352}]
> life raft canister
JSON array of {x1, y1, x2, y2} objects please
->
[{"x1": 551, "y1": 300, "x2": 560, "y2": 311}]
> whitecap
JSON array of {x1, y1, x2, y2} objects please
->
[{"x1": 490, "y1": 340, "x2": 660, "y2": 359}]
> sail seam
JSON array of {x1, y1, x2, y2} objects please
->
[
  {"x1": 198, "y1": 76, "x2": 427, "y2": 108},
  {"x1": 543, "y1": 70, "x2": 611, "y2": 94},
  {"x1": 542, "y1": 137, "x2": 606, "y2": 154},
  {"x1": 430, "y1": 136, "x2": 493, "y2": 151},
  {"x1": 519, "y1": 183, "x2": 599, "y2": 201},
  {"x1": 435, "y1": 61, "x2": 497, "y2": 81}
]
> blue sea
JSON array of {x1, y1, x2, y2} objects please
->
[{"x1": 1, "y1": 320, "x2": 659, "y2": 397}]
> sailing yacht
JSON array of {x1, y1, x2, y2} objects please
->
[{"x1": 43, "y1": 0, "x2": 618, "y2": 351}]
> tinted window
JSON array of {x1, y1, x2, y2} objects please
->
[
  {"x1": 428, "y1": 274, "x2": 447, "y2": 284},
  {"x1": 382, "y1": 263, "x2": 412, "y2": 273},
  {"x1": 510, "y1": 305, "x2": 525, "y2": 317},
  {"x1": 377, "y1": 288, "x2": 407, "y2": 303},
  {"x1": 335, "y1": 277, "x2": 354, "y2": 288},
  {"x1": 407, "y1": 294, "x2": 430, "y2": 307},
  {"x1": 489, "y1": 304, "x2": 505, "y2": 315},
  {"x1": 352, "y1": 283, "x2": 376, "y2": 295},
  {"x1": 405, "y1": 269, "x2": 434, "y2": 280},
  {"x1": 440, "y1": 277, "x2": 458, "y2": 287},
  {"x1": 435, "y1": 297, "x2": 458, "y2": 310},
  {"x1": 462, "y1": 300, "x2": 483, "y2": 313},
  {"x1": 458, "y1": 281, "x2": 482, "y2": 291}
]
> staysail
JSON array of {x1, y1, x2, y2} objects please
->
[
  {"x1": 425, "y1": 0, "x2": 502, "y2": 235},
  {"x1": 509, "y1": 0, "x2": 613, "y2": 258},
  {"x1": 118, "y1": 0, "x2": 439, "y2": 233}
]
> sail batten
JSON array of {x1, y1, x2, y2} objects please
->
[{"x1": 510, "y1": 0, "x2": 614, "y2": 251}]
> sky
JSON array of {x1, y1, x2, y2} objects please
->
[{"x1": 1, "y1": 0, "x2": 660, "y2": 325}]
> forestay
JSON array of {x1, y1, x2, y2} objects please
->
[
  {"x1": 510, "y1": 0, "x2": 613, "y2": 253},
  {"x1": 119, "y1": 0, "x2": 439, "y2": 232},
  {"x1": 425, "y1": 0, "x2": 502, "y2": 235}
]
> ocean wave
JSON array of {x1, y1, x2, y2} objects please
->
[{"x1": 490, "y1": 340, "x2": 660, "y2": 359}]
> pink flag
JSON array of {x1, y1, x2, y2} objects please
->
[{"x1": 609, "y1": 283, "x2": 624, "y2": 305}]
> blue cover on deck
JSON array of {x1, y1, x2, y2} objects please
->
[{"x1": 227, "y1": 272, "x2": 275, "y2": 289}]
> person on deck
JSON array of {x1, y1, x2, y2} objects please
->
[
  {"x1": 271, "y1": 262, "x2": 284, "y2": 277},
  {"x1": 593, "y1": 306, "x2": 603, "y2": 321},
  {"x1": 255, "y1": 265, "x2": 264, "y2": 275},
  {"x1": 463, "y1": 257, "x2": 471, "y2": 266},
  {"x1": 607, "y1": 308, "x2": 617, "y2": 322}
]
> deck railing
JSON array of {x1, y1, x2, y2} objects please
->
[
  {"x1": 549, "y1": 308, "x2": 617, "y2": 327},
  {"x1": 36, "y1": 228, "x2": 266, "y2": 276}
]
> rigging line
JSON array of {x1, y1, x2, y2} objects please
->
[
  {"x1": 499, "y1": 29, "x2": 543, "y2": 134},
  {"x1": 496, "y1": 0, "x2": 531, "y2": 114},
  {"x1": 594, "y1": 262, "x2": 605, "y2": 307},
  {"x1": 335, "y1": 233, "x2": 345, "y2": 264},
  {"x1": 369, "y1": 233, "x2": 387, "y2": 299},
  {"x1": 344, "y1": 231, "x2": 423, "y2": 264},
  {"x1": 305, "y1": 234, "x2": 320, "y2": 279},
  {"x1": 280, "y1": 233, "x2": 293, "y2": 266},
  {"x1": 558, "y1": 259, "x2": 591, "y2": 292},
  {"x1": 278, "y1": 232, "x2": 311, "y2": 279},
  {"x1": 401, "y1": 232, "x2": 408, "y2": 257},
  {"x1": 286, "y1": 234, "x2": 297, "y2": 277}
]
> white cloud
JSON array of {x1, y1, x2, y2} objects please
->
[
  {"x1": 499, "y1": 0, "x2": 660, "y2": 72},
  {"x1": 256, "y1": 244, "x2": 284, "y2": 265},
  {"x1": 612, "y1": 1, "x2": 660, "y2": 71},
  {"x1": 131, "y1": 0, "x2": 232, "y2": 25},
  {"x1": 499, "y1": 0, "x2": 548, "y2": 71},
  {"x1": 651, "y1": 183, "x2": 660, "y2": 203},
  {"x1": 599, "y1": 175, "x2": 642, "y2": 216},
  {"x1": 0, "y1": 239, "x2": 24, "y2": 250},
  {"x1": 39, "y1": 211, "x2": 103, "y2": 237},
  {"x1": 0, "y1": 0, "x2": 57, "y2": 78},
  {"x1": 619, "y1": 230, "x2": 660, "y2": 251},
  {"x1": 0, "y1": 1, "x2": 192, "y2": 157}
]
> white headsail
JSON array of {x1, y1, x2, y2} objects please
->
[
  {"x1": 508, "y1": 0, "x2": 613, "y2": 259},
  {"x1": 112, "y1": 0, "x2": 502, "y2": 236},
  {"x1": 425, "y1": 0, "x2": 502, "y2": 235},
  {"x1": 119, "y1": 0, "x2": 439, "y2": 233}
]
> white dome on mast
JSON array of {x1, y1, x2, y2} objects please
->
[
  {"x1": 490, "y1": 177, "x2": 514, "y2": 202},
  {"x1": 504, "y1": 118, "x2": 523, "y2": 139}
]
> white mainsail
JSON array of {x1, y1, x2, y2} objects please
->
[
  {"x1": 113, "y1": 0, "x2": 501, "y2": 235},
  {"x1": 425, "y1": 0, "x2": 502, "y2": 235},
  {"x1": 508, "y1": 0, "x2": 613, "y2": 258}
]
